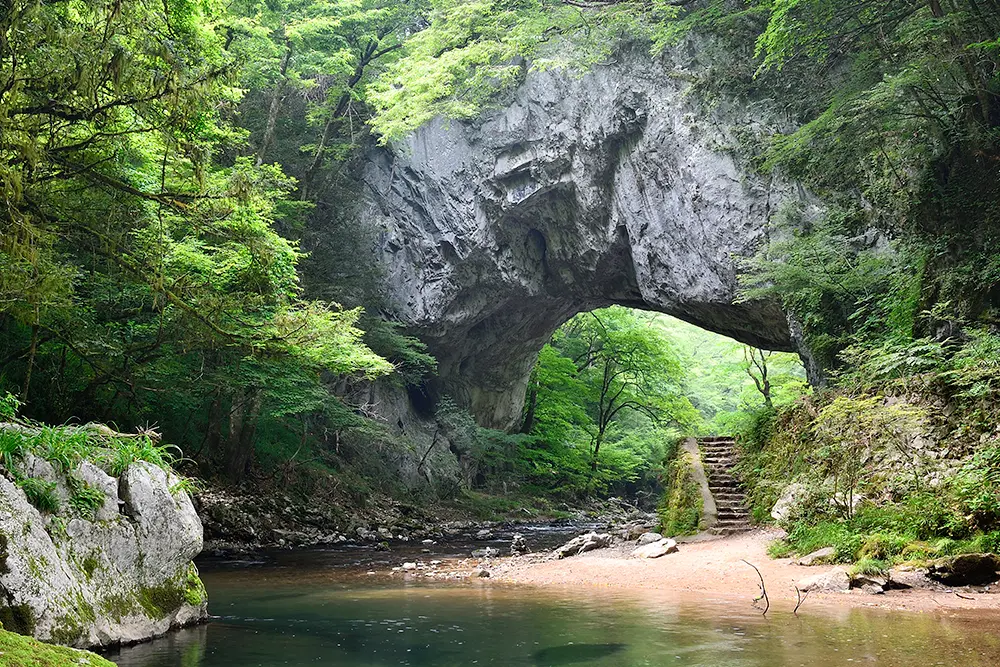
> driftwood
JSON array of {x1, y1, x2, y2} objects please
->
[
  {"x1": 741, "y1": 559, "x2": 770, "y2": 616},
  {"x1": 793, "y1": 586, "x2": 810, "y2": 615}
]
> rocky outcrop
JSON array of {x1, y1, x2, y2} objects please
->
[
  {"x1": 554, "y1": 531, "x2": 613, "y2": 558},
  {"x1": 356, "y1": 42, "x2": 812, "y2": 429},
  {"x1": 0, "y1": 452, "x2": 206, "y2": 648}
]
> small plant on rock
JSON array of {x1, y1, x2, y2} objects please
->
[
  {"x1": 17, "y1": 477, "x2": 60, "y2": 514},
  {"x1": 68, "y1": 477, "x2": 106, "y2": 519}
]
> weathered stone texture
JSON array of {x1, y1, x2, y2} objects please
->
[{"x1": 356, "y1": 45, "x2": 808, "y2": 429}]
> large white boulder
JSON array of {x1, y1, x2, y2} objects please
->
[
  {"x1": 0, "y1": 459, "x2": 207, "y2": 648},
  {"x1": 632, "y1": 538, "x2": 678, "y2": 559}
]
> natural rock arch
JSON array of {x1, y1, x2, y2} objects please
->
[{"x1": 351, "y1": 47, "x2": 809, "y2": 431}]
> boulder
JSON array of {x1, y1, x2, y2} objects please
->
[
  {"x1": 0, "y1": 459, "x2": 206, "y2": 648},
  {"x1": 771, "y1": 483, "x2": 809, "y2": 523},
  {"x1": 795, "y1": 547, "x2": 836, "y2": 567},
  {"x1": 636, "y1": 532, "x2": 664, "y2": 546},
  {"x1": 888, "y1": 566, "x2": 936, "y2": 590},
  {"x1": 510, "y1": 533, "x2": 529, "y2": 556},
  {"x1": 554, "y1": 532, "x2": 613, "y2": 559},
  {"x1": 798, "y1": 567, "x2": 852, "y2": 593},
  {"x1": 631, "y1": 538, "x2": 678, "y2": 559},
  {"x1": 928, "y1": 553, "x2": 1000, "y2": 586},
  {"x1": 618, "y1": 521, "x2": 655, "y2": 541}
]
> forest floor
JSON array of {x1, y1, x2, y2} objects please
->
[{"x1": 487, "y1": 528, "x2": 1000, "y2": 614}]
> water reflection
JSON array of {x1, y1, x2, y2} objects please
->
[
  {"x1": 533, "y1": 643, "x2": 627, "y2": 665},
  {"x1": 105, "y1": 553, "x2": 1000, "y2": 667}
]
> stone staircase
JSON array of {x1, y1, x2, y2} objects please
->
[{"x1": 698, "y1": 437, "x2": 752, "y2": 536}]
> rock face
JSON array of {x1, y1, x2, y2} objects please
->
[
  {"x1": 356, "y1": 43, "x2": 811, "y2": 429},
  {"x1": 0, "y1": 458, "x2": 207, "y2": 648}
]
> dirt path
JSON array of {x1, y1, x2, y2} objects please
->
[{"x1": 488, "y1": 528, "x2": 1000, "y2": 614}]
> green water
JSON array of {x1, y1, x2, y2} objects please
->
[{"x1": 106, "y1": 553, "x2": 1000, "y2": 667}]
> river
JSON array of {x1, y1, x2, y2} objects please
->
[{"x1": 104, "y1": 532, "x2": 1000, "y2": 667}]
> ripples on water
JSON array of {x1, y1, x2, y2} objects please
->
[{"x1": 105, "y1": 548, "x2": 1000, "y2": 667}]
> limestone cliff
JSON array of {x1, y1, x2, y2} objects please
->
[
  {"x1": 353, "y1": 43, "x2": 811, "y2": 432},
  {"x1": 0, "y1": 427, "x2": 206, "y2": 648}
]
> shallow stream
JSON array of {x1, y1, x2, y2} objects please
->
[{"x1": 105, "y1": 537, "x2": 1000, "y2": 667}]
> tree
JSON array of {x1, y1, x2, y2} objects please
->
[
  {"x1": 0, "y1": 0, "x2": 393, "y2": 481},
  {"x1": 744, "y1": 347, "x2": 773, "y2": 409},
  {"x1": 535, "y1": 307, "x2": 699, "y2": 473}
]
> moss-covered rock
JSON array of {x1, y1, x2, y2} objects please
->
[
  {"x1": 0, "y1": 439, "x2": 207, "y2": 648},
  {"x1": 0, "y1": 627, "x2": 115, "y2": 667}
]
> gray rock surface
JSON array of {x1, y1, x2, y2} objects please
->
[
  {"x1": 555, "y1": 532, "x2": 613, "y2": 558},
  {"x1": 798, "y1": 567, "x2": 852, "y2": 593},
  {"x1": 636, "y1": 532, "x2": 664, "y2": 546},
  {"x1": 632, "y1": 538, "x2": 678, "y2": 559},
  {"x1": 0, "y1": 457, "x2": 206, "y2": 648},
  {"x1": 795, "y1": 547, "x2": 836, "y2": 567},
  {"x1": 357, "y1": 43, "x2": 813, "y2": 430},
  {"x1": 771, "y1": 483, "x2": 810, "y2": 523}
]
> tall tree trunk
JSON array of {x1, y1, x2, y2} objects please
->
[
  {"x1": 256, "y1": 37, "x2": 292, "y2": 167},
  {"x1": 225, "y1": 388, "x2": 261, "y2": 482},
  {"x1": 20, "y1": 319, "x2": 38, "y2": 402}
]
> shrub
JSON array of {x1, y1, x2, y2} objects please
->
[
  {"x1": 849, "y1": 557, "x2": 889, "y2": 578},
  {"x1": 17, "y1": 477, "x2": 59, "y2": 514},
  {"x1": 0, "y1": 393, "x2": 19, "y2": 421}
]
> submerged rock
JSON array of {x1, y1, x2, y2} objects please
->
[
  {"x1": 554, "y1": 532, "x2": 613, "y2": 559},
  {"x1": 631, "y1": 538, "x2": 678, "y2": 559},
  {"x1": 0, "y1": 459, "x2": 207, "y2": 648}
]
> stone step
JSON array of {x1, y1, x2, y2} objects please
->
[{"x1": 716, "y1": 502, "x2": 747, "y2": 511}]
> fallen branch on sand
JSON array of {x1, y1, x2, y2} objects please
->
[{"x1": 741, "y1": 559, "x2": 769, "y2": 616}]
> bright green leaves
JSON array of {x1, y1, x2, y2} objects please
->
[
  {"x1": 0, "y1": 0, "x2": 395, "y2": 459},
  {"x1": 525, "y1": 306, "x2": 699, "y2": 491},
  {"x1": 367, "y1": 0, "x2": 680, "y2": 143}
]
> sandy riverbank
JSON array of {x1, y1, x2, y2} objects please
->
[{"x1": 487, "y1": 528, "x2": 1000, "y2": 614}]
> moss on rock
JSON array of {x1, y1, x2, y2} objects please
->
[{"x1": 0, "y1": 626, "x2": 114, "y2": 666}]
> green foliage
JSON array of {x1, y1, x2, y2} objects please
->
[
  {"x1": 17, "y1": 477, "x2": 60, "y2": 514},
  {"x1": 67, "y1": 478, "x2": 106, "y2": 520},
  {"x1": 658, "y1": 448, "x2": 703, "y2": 537},
  {"x1": 362, "y1": 319, "x2": 438, "y2": 386},
  {"x1": 0, "y1": 0, "x2": 395, "y2": 486},
  {"x1": 0, "y1": 627, "x2": 115, "y2": 667},
  {"x1": 520, "y1": 307, "x2": 699, "y2": 497},
  {"x1": 368, "y1": 0, "x2": 680, "y2": 142},
  {"x1": 0, "y1": 393, "x2": 19, "y2": 421}
]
